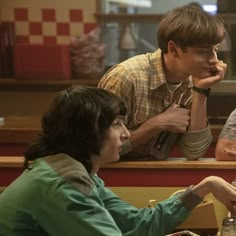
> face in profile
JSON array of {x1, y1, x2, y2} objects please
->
[
  {"x1": 97, "y1": 116, "x2": 130, "y2": 164},
  {"x1": 178, "y1": 44, "x2": 220, "y2": 79}
]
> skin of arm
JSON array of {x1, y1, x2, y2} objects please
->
[
  {"x1": 129, "y1": 104, "x2": 190, "y2": 148},
  {"x1": 192, "y1": 176, "x2": 236, "y2": 216},
  {"x1": 190, "y1": 60, "x2": 227, "y2": 131},
  {"x1": 216, "y1": 138, "x2": 236, "y2": 160},
  {"x1": 188, "y1": 92, "x2": 207, "y2": 131},
  {"x1": 215, "y1": 108, "x2": 236, "y2": 161}
]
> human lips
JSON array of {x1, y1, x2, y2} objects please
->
[{"x1": 210, "y1": 68, "x2": 218, "y2": 75}]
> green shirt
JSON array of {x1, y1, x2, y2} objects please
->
[{"x1": 0, "y1": 153, "x2": 202, "y2": 236}]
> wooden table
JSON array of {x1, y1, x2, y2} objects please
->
[
  {"x1": 99, "y1": 158, "x2": 236, "y2": 187},
  {"x1": 0, "y1": 156, "x2": 236, "y2": 188}
]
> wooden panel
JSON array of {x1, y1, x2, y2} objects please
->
[
  {"x1": 0, "y1": 156, "x2": 24, "y2": 167},
  {"x1": 0, "y1": 79, "x2": 100, "y2": 117},
  {"x1": 0, "y1": 156, "x2": 236, "y2": 187},
  {"x1": 0, "y1": 116, "x2": 40, "y2": 143},
  {"x1": 0, "y1": 78, "x2": 100, "y2": 91},
  {"x1": 102, "y1": 158, "x2": 236, "y2": 169}
]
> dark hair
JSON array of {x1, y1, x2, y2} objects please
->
[
  {"x1": 158, "y1": 5, "x2": 226, "y2": 53},
  {"x1": 24, "y1": 86, "x2": 127, "y2": 173}
]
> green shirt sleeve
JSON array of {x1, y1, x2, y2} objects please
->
[{"x1": 93, "y1": 176, "x2": 202, "y2": 236}]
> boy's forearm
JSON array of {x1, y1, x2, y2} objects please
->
[{"x1": 189, "y1": 92, "x2": 208, "y2": 131}]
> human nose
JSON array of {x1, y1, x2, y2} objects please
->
[
  {"x1": 209, "y1": 51, "x2": 218, "y2": 65},
  {"x1": 121, "y1": 125, "x2": 130, "y2": 139}
]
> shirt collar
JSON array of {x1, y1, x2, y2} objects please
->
[{"x1": 149, "y1": 49, "x2": 167, "y2": 90}]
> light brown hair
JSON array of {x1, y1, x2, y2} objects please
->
[{"x1": 158, "y1": 5, "x2": 226, "y2": 53}]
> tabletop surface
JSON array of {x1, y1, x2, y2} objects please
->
[{"x1": 1, "y1": 156, "x2": 236, "y2": 169}]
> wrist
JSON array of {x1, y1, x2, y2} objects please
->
[
  {"x1": 192, "y1": 177, "x2": 212, "y2": 198},
  {"x1": 192, "y1": 85, "x2": 211, "y2": 97},
  {"x1": 148, "y1": 115, "x2": 166, "y2": 132},
  {"x1": 178, "y1": 186, "x2": 203, "y2": 210}
]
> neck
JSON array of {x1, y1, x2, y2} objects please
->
[
  {"x1": 162, "y1": 53, "x2": 189, "y2": 84},
  {"x1": 90, "y1": 154, "x2": 100, "y2": 175}
]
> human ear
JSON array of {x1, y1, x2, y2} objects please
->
[{"x1": 168, "y1": 40, "x2": 179, "y2": 58}]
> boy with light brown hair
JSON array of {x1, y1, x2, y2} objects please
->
[{"x1": 99, "y1": 4, "x2": 227, "y2": 160}]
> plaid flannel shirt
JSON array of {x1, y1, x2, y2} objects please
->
[{"x1": 98, "y1": 49, "x2": 212, "y2": 160}]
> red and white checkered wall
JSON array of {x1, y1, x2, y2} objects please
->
[{"x1": 0, "y1": 0, "x2": 97, "y2": 44}]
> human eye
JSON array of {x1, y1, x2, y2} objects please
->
[
  {"x1": 112, "y1": 119, "x2": 123, "y2": 128},
  {"x1": 197, "y1": 47, "x2": 217, "y2": 57},
  {"x1": 199, "y1": 48, "x2": 209, "y2": 55},
  {"x1": 214, "y1": 46, "x2": 219, "y2": 53},
  {"x1": 112, "y1": 117, "x2": 126, "y2": 128}
]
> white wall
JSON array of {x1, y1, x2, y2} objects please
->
[{"x1": 138, "y1": 0, "x2": 217, "y2": 14}]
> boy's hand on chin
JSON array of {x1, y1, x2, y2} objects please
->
[{"x1": 193, "y1": 60, "x2": 227, "y2": 89}]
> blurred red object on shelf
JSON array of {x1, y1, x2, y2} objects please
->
[{"x1": 13, "y1": 44, "x2": 71, "y2": 80}]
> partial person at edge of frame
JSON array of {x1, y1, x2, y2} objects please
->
[
  {"x1": 0, "y1": 86, "x2": 236, "y2": 236},
  {"x1": 216, "y1": 108, "x2": 236, "y2": 161},
  {"x1": 98, "y1": 4, "x2": 227, "y2": 160}
]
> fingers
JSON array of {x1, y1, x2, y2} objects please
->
[
  {"x1": 193, "y1": 60, "x2": 227, "y2": 88},
  {"x1": 217, "y1": 60, "x2": 227, "y2": 69},
  {"x1": 215, "y1": 60, "x2": 227, "y2": 72},
  {"x1": 224, "y1": 147, "x2": 236, "y2": 157},
  {"x1": 230, "y1": 202, "x2": 236, "y2": 217},
  {"x1": 160, "y1": 103, "x2": 190, "y2": 133},
  {"x1": 196, "y1": 177, "x2": 236, "y2": 214},
  {"x1": 214, "y1": 60, "x2": 227, "y2": 78},
  {"x1": 194, "y1": 73, "x2": 223, "y2": 88},
  {"x1": 225, "y1": 200, "x2": 236, "y2": 217},
  {"x1": 215, "y1": 182, "x2": 236, "y2": 213}
]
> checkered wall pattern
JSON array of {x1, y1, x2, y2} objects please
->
[{"x1": 1, "y1": 7, "x2": 97, "y2": 44}]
